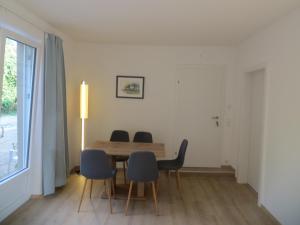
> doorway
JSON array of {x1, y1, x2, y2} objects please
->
[
  {"x1": 175, "y1": 65, "x2": 225, "y2": 167},
  {"x1": 245, "y1": 69, "x2": 266, "y2": 192}
]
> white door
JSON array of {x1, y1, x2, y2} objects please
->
[
  {"x1": 0, "y1": 34, "x2": 36, "y2": 222},
  {"x1": 175, "y1": 65, "x2": 225, "y2": 167}
]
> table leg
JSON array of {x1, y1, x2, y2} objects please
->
[
  {"x1": 137, "y1": 182, "x2": 145, "y2": 197},
  {"x1": 101, "y1": 156, "x2": 145, "y2": 200}
]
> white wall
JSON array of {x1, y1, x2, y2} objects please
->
[
  {"x1": 237, "y1": 7, "x2": 300, "y2": 225},
  {"x1": 68, "y1": 44, "x2": 238, "y2": 169}
]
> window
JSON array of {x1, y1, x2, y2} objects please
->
[{"x1": 0, "y1": 37, "x2": 36, "y2": 182}]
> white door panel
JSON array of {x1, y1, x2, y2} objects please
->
[{"x1": 175, "y1": 65, "x2": 225, "y2": 167}]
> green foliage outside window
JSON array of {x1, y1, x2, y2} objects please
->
[{"x1": 1, "y1": 39, "x2": 17, "y2": 113}]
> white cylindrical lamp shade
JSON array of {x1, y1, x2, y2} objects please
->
[{"x1": 80, "y1": 81, "x2": 88, "y2": 119}]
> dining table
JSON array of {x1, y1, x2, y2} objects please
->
[{"x1": 88, "y1": 140, "x2": 166, "y2": 199}]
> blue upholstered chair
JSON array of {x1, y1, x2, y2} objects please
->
[
  {"x1": 110, "y1": 130, "x2": 130, "y2": 183},
  {"x1": 157, "y1": 139, "x2": 188, "y2": 191},
  {"x1": 125, "y1": 151, "x2": 159, "y2": 215},
  {"x1": 110, "y1": 130, "x2": 130, "y2": 142},
  {"x1": 133, "y1": 131, "x2": 153, "y2": 143},
  {"x1": 78, "y1": 149, "x2": 116, "y2": 213}
]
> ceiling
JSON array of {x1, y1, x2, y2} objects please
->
[{"x1": 16, "y1": 0, "x2": 300, "y2": 45}]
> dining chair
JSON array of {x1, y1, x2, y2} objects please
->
[
  {"x1": 133, "y1": 131, "x2": 153, "y2": 143},
  {"x1": 157, "y1": 139, "x2": 188, "y2": 192},
  {"x1": 125, "y1": 151, "x2": 159, "y2": 215},
  {"x1": 110, "y1": 130, "x2": 130, "y2": 183},
  {"x1": 110, "y1": 130, "x2": 130, "y2": 142},
  {"x1": 78, "y1": 149, "x2": 116, "y2": 213}
]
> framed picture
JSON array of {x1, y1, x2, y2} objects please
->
[{"x1": 116, "y1": 75, "x2": 145, "y2": 99}]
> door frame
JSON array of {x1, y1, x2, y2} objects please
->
[
  {"x1": 0, "y1": 29, "x2": 5, "y2": 111},
  {"x1": 0, "y1": 28, "x2": 40, "y2": 184},
  {"x1": 236, "y1": 62, "x2": 269, "y2": 206},
  {"x1": 0, "y1": 27, "x2": 42, "y2": 222}
]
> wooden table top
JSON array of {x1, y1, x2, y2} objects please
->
[{"x1": 88, "y1": 141, "x2": 166, "y2": 158}]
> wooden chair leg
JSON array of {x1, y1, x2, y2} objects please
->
[
  {"x1": 175, "y1": 170, "x2": 181, "y2": 191},
  {"x1": 111, "y1": 178, "x2": 115, "y2": 197},
  {"x1": 168, "y1": 170, "x2": 171, "y2": 179},
  {"x1": 90, "y1": 179, "x2": 93, "y2": 199},
  {"x1": 78, "y1": 178, "x2": 88, "y2": 213},
  {"x1": 151, "y1": 182, "x2": 159, "y2": 215},
  {"x1": 123, "y1": 162, "x2": 127, "y2": 184},
  {"x1": 104, "y1": 180, "x2": 107, "y2": 195},
  {"x1": 125, "y1": 181, "x2": 133, "y2": 216},
  {"x1": 108, "y1": 179, "x2": 112, "y2": 214},
  {"x1": 156, "y1": 179, "x2": 159, "y2": 196}
]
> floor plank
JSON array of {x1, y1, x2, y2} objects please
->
[{"x1": 1, "y1": 173, "x2": 280, "y2": 225}]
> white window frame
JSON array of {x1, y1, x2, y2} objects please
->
[{"x1": 0, "y1": 28, "x2": 41, "y2": 184}]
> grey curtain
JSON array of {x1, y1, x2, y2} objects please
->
[{"x1": 42, "y1": 33, "x2": 69, "y2": 195}]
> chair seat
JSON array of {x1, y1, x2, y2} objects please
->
[{"x1": 157, "y1": 159, "x2": 181, "y2": 171}]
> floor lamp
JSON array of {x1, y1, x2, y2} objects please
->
[{"x1": 80, "y1": 80, "x2": 88, "y2": 151}]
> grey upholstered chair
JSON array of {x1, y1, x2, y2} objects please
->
[
  {"x1": 78, "y1": 149, "x2": 116, "y2": 213},
  {"x1": 157, "y1": 139, "x2": 188, "y2": 191},
  {"x1": 110, "y1": 130, "x2": 130, "y2": 183},
  {"x1": 133, "y1": 131, "x2": 153, "y2": 143},
  {"x1": 125, "y1": 151, "x2": 159, "y2": 215}
]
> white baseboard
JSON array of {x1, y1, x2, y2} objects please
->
[
  {"x1": 179, "y1": 165, "x2": 235, "y2": 174},
  {"x1": 261, "y1": 204, "x2": 282, "y2": 225}
]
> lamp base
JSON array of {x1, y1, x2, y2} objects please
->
[{"x1": 70, "y1": 165, "x2": 80, "y2": 174}]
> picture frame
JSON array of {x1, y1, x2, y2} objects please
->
[{"x1": 116, "y1": 75, "x2": 145, "y2": 99}]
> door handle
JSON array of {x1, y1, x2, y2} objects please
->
[{"x1": 211, "y1": 116, "x2": 219, "y2": 120}]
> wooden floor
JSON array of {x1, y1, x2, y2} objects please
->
[{"x1": 1, "y1": 173, "x2": 280, "y2": 225}]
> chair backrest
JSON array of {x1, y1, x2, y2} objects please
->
[
  {"x1": 127, "y1": 151, "x2": 158, "y2": 182},
  {"x1": 110, "y1": 130, "x2": 130, "y2": 142},
  {"x1": 176, "y1": 139, "x2": 188, "y2": 168},
  {"x1": 80, "y1": 149, "x2": 113, "y2": 179},
  {"x1": 133, "y1": 131, "x2": 153, "y2": 143}
]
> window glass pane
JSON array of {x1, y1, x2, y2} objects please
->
[{"x1": 0, "y1": 37, "x2": 36, "y2": 181}]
